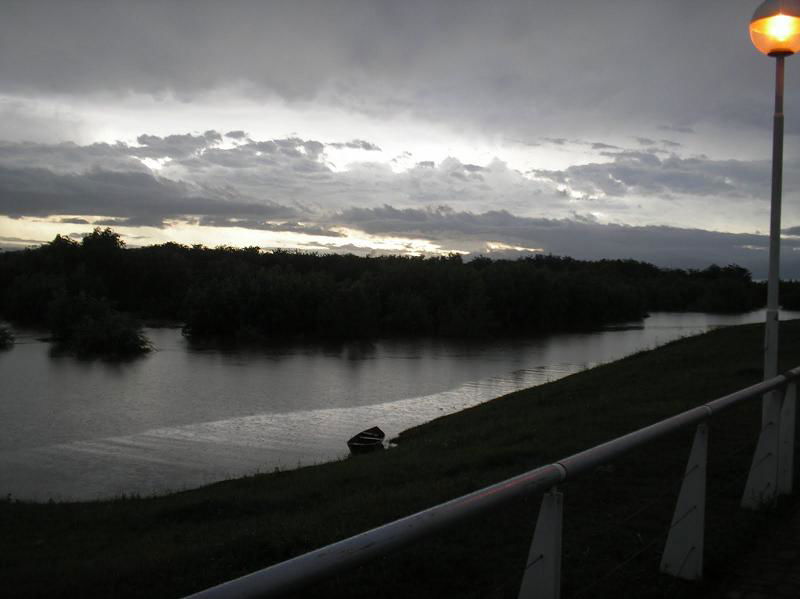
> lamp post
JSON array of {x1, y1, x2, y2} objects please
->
[{"x1": 750, "y1": 1, "x2": 800, "y2": 421}]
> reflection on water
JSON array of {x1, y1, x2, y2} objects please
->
[{"x1": 0, "y1": 310, "x2": 795, "y2": 501}]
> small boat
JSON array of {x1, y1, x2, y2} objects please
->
[{"x1": 347, "y1": 426, "x2": 386, "y2": 454}]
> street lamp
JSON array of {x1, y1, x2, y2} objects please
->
[{"x1": 750, "y1": 1, "x2": 800, "y2": 419}]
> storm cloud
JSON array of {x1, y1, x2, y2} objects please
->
[
  {"x1": 0, "y1": 1, "x2": 785, "y2": 140},
  {"x1": 332, "y1": 204, "x2": 797, "y2": 278},
  {"x1": 0, "y1": 131, "x2": 795, "y2": 276},
  {"x1": 0, "y1": 164, "x2": 297, "y2": 228},
  {"x1": 533, "y1": 150, "x2": 772, "y2": 200}
]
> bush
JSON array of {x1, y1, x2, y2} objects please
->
[
  {"x1": 0, "y1": 325, "x2": 13, "y2": 350},
  {"x1": 68, "y1": 311, "x2": 150, "y2": 357},
  {"x1": 47, "y1": 294, "x2": 150, "y2": 357}
]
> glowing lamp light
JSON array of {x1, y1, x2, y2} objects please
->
[{"x1": 750, "y1": 0, "x2": 800, "y2": 55}]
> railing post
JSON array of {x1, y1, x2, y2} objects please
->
[
  {"x1": 779, "y1": 381, "x2": 796, "y2": 495},
  {"x1": 660, "y1": 422, "x2": 707, "y2": 580},
  {"x1": 742, "y1": 387, "x2": 783, "y2": 509},
  {"x1": 518, "y1": 489, "x2": 563, "y2": 599}
]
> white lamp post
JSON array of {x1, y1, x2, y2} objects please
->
[{"x1": 750, "y1": 1, "x2": 800, "y2": 419}]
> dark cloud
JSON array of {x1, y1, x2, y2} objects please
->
[
  {"x1": 534, "y1": 150, "x2": 771, "y2": 199},
  {"x1": 133, "y1": 131, "x2": 221, "y2": 160},
  {"x1": 391, "y1": 151, "x2": 413, "y2": 163},
  {"x1": 590, "y1": 142, "x2": 619, "y2": 150},
  {"x1": 0, "y1": 137, "x2": 560, "y2": 229},
  {"x1": 0, "y1": 135, "x2": 792, "y2": 275},
  {"x1": 0, "y1": 235, "x2": 46, "y2": 247},
  {"x1": 659, "y1": 124, "x2": 696, "y2": 134},
  {"x1": 570, "y1": 211, "x2": 600, "y2": 224},
  {"x1": 195, "y1": 217, "x2": 344, "y2": 237},
  {"x1": 0, "y1": 165, "x2": 297, "y2": 228},
  {"x1": 332, "y1": 204, "x2": 800, "y2": 278},
  {"x1": 328, "y1": 139, "x2": 382, "y2": 151},
  {"x1": 0, "y1": 1, "x2": 783, "y2": 140},
  {"x1": 0, "y1": 141, "x2": 147, "y2": 174},
  {"x1": 93, "y1": 216, "x2": 171, "y2": 228},
  {"x1": 225, "y1": 130, "x2": 248, "y2": 140},
  {"x1": 257, "y1": 221, "x2": 344, "y2": 237}
]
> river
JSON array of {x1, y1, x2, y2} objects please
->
[{"x1": 0, "y1": 310, "x2": 794, "y2": 501}]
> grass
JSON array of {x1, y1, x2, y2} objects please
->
[{"x1": 2, "y1": 321, "x2": 800, "y2": 598}]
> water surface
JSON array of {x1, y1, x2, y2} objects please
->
[{"x1": 0, "y1": 310, "x2": 792, "y2": 501}]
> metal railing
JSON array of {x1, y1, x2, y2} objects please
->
[{"x1": 185, "y1": 367, "x2": 800, "y2": 599}]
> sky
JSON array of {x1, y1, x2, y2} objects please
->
[{"x1": 5, "y1": 0, "x2": 800, "y2": 276}]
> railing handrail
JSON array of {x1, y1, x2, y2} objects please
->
[{"x1": 184, "y1": 367, "x2": 800, "y2": 599}]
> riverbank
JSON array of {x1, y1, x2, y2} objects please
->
[{"x1": 2, "y1": 321, "x2": 800, "y2": 598}]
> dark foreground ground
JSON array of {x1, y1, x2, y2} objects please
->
[
  {"x1": 717, "y1": 499, "x2": 800, "y2": 598},
  {"x1": 3, "y1": 321, "x2": 800, "y2": 598}
]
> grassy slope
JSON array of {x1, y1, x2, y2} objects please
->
[{"x1": 2, "y1": 321, "x2": 800, "y2": 598}]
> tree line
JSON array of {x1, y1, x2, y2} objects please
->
[{"x1": 0, "y1": 228, "x2": 785, "y2": 354}]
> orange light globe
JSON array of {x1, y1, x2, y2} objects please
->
[{"x1": 750, "y1": 0, "x2": 800, "y2": 55}]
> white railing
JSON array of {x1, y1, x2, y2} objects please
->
[{"x1": 184, "y1": 368, "x2": 800, "y2": 599}]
